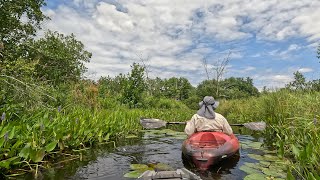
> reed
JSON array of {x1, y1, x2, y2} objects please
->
[{"x1": 218, "y1": 90, "x2": 320, "y2": 178}]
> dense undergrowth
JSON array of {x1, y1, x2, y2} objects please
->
[
  {"x1": 219, "y1": 90, "x2": 320, "y2": 179},
  {"x1": 0, "y1": 78, "x2": 194, "y2": 178}
]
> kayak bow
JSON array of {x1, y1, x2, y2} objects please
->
[{"x1": 182, "y1": 132, "x2": 240, "y2": 170}]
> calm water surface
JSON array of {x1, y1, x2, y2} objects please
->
[{"x1": 20, "y1": 127, "x2": 266, "y2": 180}]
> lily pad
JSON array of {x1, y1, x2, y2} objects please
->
[
  {"x1": 247, "y1": 142, "x2": 263, "y2": 149},
  {"x1": 259, "y1": 161, "x2": 271, "y2": 168},
  {"x1": 154, "y1": 163, "x2": 174, "y2": 171},
  {"x1": 130, "y1": 164, "x2": 149, "y2": 170},
  {"x1": 263, "y1": 154, "x2": 281, "y2": 161},
  {"x1": 243, "y1": 162, "x2": 259, "y2": 169},
  {"x1": 244, "y1": 173, "x2": 266, "y2": 180},
  {"x1": 247, "y1": 154, "x2": 265, "y2": 161},
  {"x1": 124, "y1": 170, "x2": 144, "y2": 178},
  {"x1": 240, "y1": 165, "x2": 261, "y2": 174},
  {"x1": 261, "y1": 168, "x2": 286, "y2": 178}
]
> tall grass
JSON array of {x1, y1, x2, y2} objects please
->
[{"x1": 219, "y1": 90, "x2": 320, "y2": 179}]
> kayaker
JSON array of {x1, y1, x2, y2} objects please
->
[{"x1": 184, "y1": 96, "x2": 233, "y2": 136}]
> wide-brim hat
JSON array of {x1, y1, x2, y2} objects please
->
[{"x1": 196, "y1": 96, "x2": 219, "y2": 119}]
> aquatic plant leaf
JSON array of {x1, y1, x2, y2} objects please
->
[
  {"x1": 240, "y1": 165, "x2": 261, "y2": 174},
  {"x1": 244, "y1": 173, "x2": 266, "y2": 180},
  {"x1": 0, "y1": 157, "x2": 19, "y2": 169},
  {"x1": 263, "y1": 154, "x2": 281, "y2": 161},
  {"x1": 247, "y1": 154, "x2": 265, "y2": 161},
  {"x1": 130, "y1": 164, "x2": 149, "y2": 170},
  {"x1": 261, "y1": 168, "x2": 286, "y2": 178},
  {"x1": 259, "y1": 161, "x2": 271, "y2": 168},
  {"x1": 0, "y1": 137, "x2": 4, "y2": 148},
  {"x1": 124, "y1": 170, "x2": 143, "y2": 178},
  {"x1": 30, "y1": 149, "x2": 45, "y2": 162},
  {"x1": 154, "y1": 163, "x2": 174, "y2": 171},
  {"x1": 9, "y1": 126, "x2": 16, "y2": 139},
  {"x1": 247, "y1": 142, "x2": 263, "y2": 149},
  {"x1": 243, "y1": 162, "x2": 259, "y2": 169},
  {"x1": 291, "y1": 144, "x2": 300, "y2": 158},
  {"x1": 45, "y1": 141, "x2": 57, "y2": 152},
  {"x1": 19, "y1": 146, "x2": 30, "y2": 159}
]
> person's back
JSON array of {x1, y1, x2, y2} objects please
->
[{"x1": 184, "y1": 96, "x2": 233, "y2": 136}]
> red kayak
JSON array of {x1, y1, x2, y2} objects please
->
[{"x1": 181, "y1": 132, "x2": 240, "y2": 170}]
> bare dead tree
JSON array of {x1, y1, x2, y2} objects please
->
[
  {"x1": 202, "y1": 57, "x2": 210, "y2": 81},
  {"x1": 212, "y1": 50, "x2": 231, "y2": 97}
]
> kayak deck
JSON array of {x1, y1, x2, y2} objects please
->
[
  {"x1": 138, "y1": 168, "x2": 201, "y2": 180},
  {"x1": 182, "y1": 132, "x2": 240, "y2": 170}
]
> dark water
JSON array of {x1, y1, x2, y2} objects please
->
[{"x1": 20, "y1": 127, "x2": 267, "y2": 180}]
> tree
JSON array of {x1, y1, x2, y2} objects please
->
[
  {"x1": 31, "y1": 31, "x2": 92, "y2": 85},
  {"x1": 201, "y1": 51, "x2": 231, "y2": 98},
  {"x1": 122, "y1": 63, "x2": 146, "y2": 107},
  {"x1": 196, "y1": 79, "x2": 217, "y2": 98},
  {"x1": 286, "y1": 71, "x2": 306, "y2": 91},
  {"x1": 221, "y1": 77, "x2": 259, "y2": 99},
  {"x1": 0, "y1": 0, "x2": 47, "y2": 60}
]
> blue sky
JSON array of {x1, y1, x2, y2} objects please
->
[{"x1": 42, "y1": 0, "x2": 320, "y2": 90}]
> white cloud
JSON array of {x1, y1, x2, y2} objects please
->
[
  {"x1": 41, "y1": 0, "x2": 320, "y2": 87},
  {"x1": 298, "y1": 68, "x2": 313, "y2": 73}
]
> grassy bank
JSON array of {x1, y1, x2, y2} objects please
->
[{"x1": 219, "y1": 90, "x2": 320, "y2": 179}]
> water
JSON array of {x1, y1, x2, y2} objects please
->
[{"x1": 20, "y1": 127, "x2": 271, "y2": 180}]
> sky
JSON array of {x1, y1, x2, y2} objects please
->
[{"x1": 41, "y1": 0, "x2": 320, "y2": 90}]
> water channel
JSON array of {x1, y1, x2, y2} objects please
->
[{"x1": 19, "y1": 126, "x2": 287, "y2": 180}]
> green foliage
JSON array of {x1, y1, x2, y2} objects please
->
[
  {"x1": 30, "y1": 31, "x2": 92, "y2": 86},
  {"x1": 121, "y1": 63, "x2": 146, "y2": 108},
  {"x1": 286, "y1": 71, "x2": 306, "y2": 91},
  {"x1": 0, "y1": 105, "x2": 193, "y2": 174},
  {"x1": 196, "y1": 77, "x2": 259, "y2": 100},
  {"x1": 0, "y1": 0, "x2": 46, "y2": 61},
  {"x1": 196, "y1": 79, "x2": 217, "y2": 98},
  {"x1": 221, "y1": 77, "x2": 259, "y2": 99},
  {"x1": 219, "y1": 90, "x2": 320, "y2": 178}
]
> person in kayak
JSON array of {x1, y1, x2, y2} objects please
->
[{"x1": 184, "y1": 96, "x2": 233, "y2": 136}]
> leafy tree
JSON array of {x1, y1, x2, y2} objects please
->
[
  {"x1": 196, "y1": 79, "x2": 217, "y2": 98},
  {"x1": 122, "y1": 63, "x2": 146, "y2": 108},
  {"x1": 286, "y1": 71, "x2": 306, "y2": 91},
  {"x1": 221, "y1": 77, "x2": 259, "y2": 99},
  {"x1": 0, "y1": 0, "x2": 47, "y2": 60},
  {"x1": 31, "y1": 31, "x2": 92, "y2": 85}
]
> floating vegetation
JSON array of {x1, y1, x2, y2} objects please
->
[
  {"x1": 240, "y1": 153, "x2": 288, "y2": 179},
  {"x1": 142, "y1": 129, "x2": 187, "y2": 140}
]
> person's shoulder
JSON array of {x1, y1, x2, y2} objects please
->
[{"x1": 215, "y1": 112, "x2": 227, "y2": 119}]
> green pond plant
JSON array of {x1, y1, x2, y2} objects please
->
[{"x1": 219, "y1": 90, "x2": 320, "y2": 179}]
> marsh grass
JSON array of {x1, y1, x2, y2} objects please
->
[{"x1": 219, "y1": 90, "x2": 320, "y2": 178}]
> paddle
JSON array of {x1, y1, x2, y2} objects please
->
[{"x1": 140, "y1": 118, "x2": 266, "y2": 131}]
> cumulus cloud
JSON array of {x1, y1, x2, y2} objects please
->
[{"x1": 41, "y1": 0, "x2": 320, "y2": 87}]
